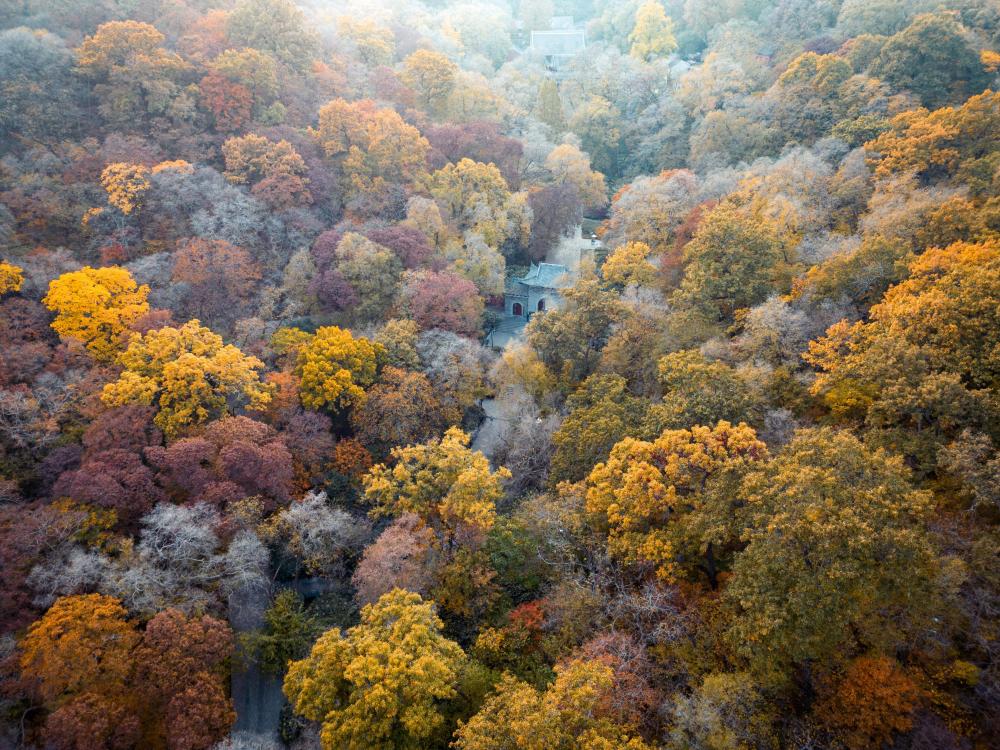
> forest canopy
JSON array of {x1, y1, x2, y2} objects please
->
[{"x1": 1, "y1": 1, "x2": 999, "y2": 749}]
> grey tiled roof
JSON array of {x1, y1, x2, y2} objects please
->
[{"x1": 515, "y1": 262, "x2": 571, "y2": 288}]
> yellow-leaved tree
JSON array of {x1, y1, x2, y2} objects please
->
[
  {"x1": 601, "y1": 241, "x2": 657, "y2": 288},
  {"x1": 805, "y1": 239, "x2": 1000, "y2": 469},
  {"x1": 453, "y1": 658, "x2": 654, "y2": 750},
  {"x1": 43, "y1": 266, "x2": 150, "y2": 361},
  {"x1": 102, "y1": 319, "x2": 272, "y2": 436},
  {"x1": 100, "y1": 162, "x2": 151, "y2": 214},
  {"x1": 0, "y1": 261, "x2": 24, "y2": 295},
  {"x1": 401, "y1": 49, "x2": 459, "y2": 116},
  {"x1": 363, "y1": 426, "x2": 510, "y2": 543},
  {"x1": 427, "y1": 158, "x2": 516, "y2": 247},
  {"x1": 628, "y1": 0, "x2": 677, "y2": 62},
  {"x1": 283, "y1": 588, "x2": 466, "y2": 750},
  {"x1": 292, "y1": 326, "x2": 384, "y2": 413},
  {"x1": 724, "y1": 428, "x2": 939, "y2": 674},
  {"x1": 585, "y1": 421, "x2": 768, "y2": 588}
]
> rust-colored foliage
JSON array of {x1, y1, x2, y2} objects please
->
[{"x1": 815, "y1": 655, "x2": 922, "y2": 750}]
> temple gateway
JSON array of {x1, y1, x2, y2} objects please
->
[{"x1": 504, "y1": 262, "x2": 571, "y2": 320}]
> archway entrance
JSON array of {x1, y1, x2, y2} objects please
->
[
  {"x1": 512, "y1": 302, "x2": 523, "y2": 316},
  {"x1": 537, "y1": 298, "x2": 546, "y2": 312}
]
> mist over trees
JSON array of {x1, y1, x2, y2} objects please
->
[{"x1": 1, "y1": 0, "x2": 1000, "y2": 748}]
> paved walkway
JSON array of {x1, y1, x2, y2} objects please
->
[
  {"x1": 229, "y1": 577, "x2": 348, "y2": 743},
  {"x1": 229, "y1": 584, "x2": 284, "y2": 741},
  {"x1": 485, "y1": 315, "x2": 527, "y2": 350}
]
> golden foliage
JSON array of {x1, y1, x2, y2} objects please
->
[
  {"x1": 601, "y1": 241, "x2": 657, "y2": 288},
  {"x1": 293, "y1": 326, "x2": 383, "y2": 413},
  {"x1": 815, "y1": 656, "x2": 921, "y2": 750},
  {"x1": 586, "y1": 421, "x2": 767, "y2": 583},
  {"x1": 100, "y1": 162, "x2": 151, "y2": 214},
  {"x1": 284, "y1": 589, "x2": 465, "y2": 750},
  {"x1": 363, "y1": 427, "x2": 509, "y2": 542},
  {"x1": 43, "y1": 265, "x2": 150, "y2": 361},
  {"x1": 20, "y1": 594, "x2": 138, "y2": 704},
  {"x1": 102, "y1": 319, "x2": 272, "y2": 436},
  {"x1": 453, "y1": 659, "x2": 654, "y2": 750},
  {"x1": 0, "y1": 261, "x2": 24, "y2": 295}
]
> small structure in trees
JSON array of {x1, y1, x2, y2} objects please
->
[
  {"x1": 530, "y1": 18, "x2": 586, "y2": 75},
  {"x1": 505, "y1": 262, "x2": 571, "y2": 320}
]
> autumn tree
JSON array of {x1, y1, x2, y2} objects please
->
[
  {"x1": 600, "y1": 170, "x2": 700, "y2": 258},
  {"x1": 725, "y1": 428, "x2": 939, "y2": 673},
  {"x1": 870, "y1": 12, "x2": 988, "y2": 108},
  {"x1": 0, "y1": 261, "x2": 24, "y2": 295},
  {"x1": 172, "y1": 238, "x2": 262, "y2": 331},
  {"x1": 366, "y1": 225, "x2": 435, "y2": 269},
  {"x1": 791, "y1": 235, "x2": 911, "y2": 311},
  {"x1": 101, "y1": 320, "x2": 273, "y2": 436},
  {"x1": 133, "y1": 609, "x2": 235, "y2": 749},
  {"x1": 41, "y1": 692, "x2": 141, "y2": 750},
  {"x1": 52, "y1": 446, "x2": 164, "y2": 528},
  {"x1": 602, "y1": 241, "x2": 657, "y2": 288},
  {"x1": 352, "y1": 515, "x2": 438, "y2": 605},
  {"x1": 374, "y1": 318, "x2": 421, "y2": 369},
  {"x1": 453, "y1": 659, "x2": 654, "y2": 750},
  {"x1": 199, "y1": 71, "x2": 253, "y2": 133},
  {"x1": 866, "y1": 89, "x2": 1000, "y2": 195},
  {"x1": 210, "y1": 47, "x2": 279, "y2": 120},
  {"x1": 814, "y1": 655, "x2": 921, "y2": 750},
  {"x1": 337, "y1": 17, "x2": 395, "y2": 66},
  {"x1": 427, "y1": 158, "x2": 518, "y2": 247},
  {"x1": 550, "y1": 374, "x2": 648, "y2": 485},
  {"x1": 416, "y1": 330, "x2": 492, "y2": 424},
  {"x1": 363, "y1": 427, "x2": 510, "y2": 543},
  {"x1": 666, "y1": 672, "x2": 777, "y2": 750},
  {"x1": 628, "y1": 0, "x2": 677, "y2": 61},
  {"x1": 401, "y1": 50, "x2": 459, "y2": 117},
  {"x1": 440, "y1": 233, "x2": 510, "y2": 297},
  {"x1": 20, "y1": 594, "x2": 138, "y2": 705},
  {"x1": 75, "y1": 20, "x2": 189, "y2": 127},
  {"x1": 314, "y1": 98, "x2": 429, "y2": 206},
  {"x1": 425, "y1": 121, "x2": 524, "y2": 189},
  {"x1": 805, "y1": 239, "x2": 1000, "y2": 469},
  {"x1": 647, "y1": 350, "x2": 764, "y2": 432},
  {"x1": 397, "y1": 269, "x2": 484, "y2": 337},
  {"x1": 525, "y1": 276, "x2": 622, "y2": 387},
  {"x1": 227, "y1": 0, "x2": 319, "y2": 70},
  {"x1": 586, "y1": 421, "x2": 768, "y2": 587},
  {"x1": 222, "y1": 135, "x2": 311, "y2": 209},
  {"x1": 292, "y1": 326, "x2": 383, "y2": 413},
  {"x1": 283, "y1": 589, "x2": 466, "y2": 750},
  {"x1": 144, "y1": 416, "x2": 293, "y2": 509},
  {"x1": 568, "y1": 95, "x2": 623, "y2": 178},
  {"x1": 350, "y1": 367, "x2": 445, "y2": 456},
  {"x1": 43, "y1": 266, "x2": 150, "y2": 361},
  {"x1": 672, "y1": 203, "x2": 786, "y2": 322},
  {"x1": 769, "y1": 52, "x2": 855, "y2": 143},
  {"x1": 101, "y1": 162, "x2": 151, "y2": 215},
  {"x1": 545, "y1": 143, "x2": 608, "y2": 211},
  {"x1": 331, "y1": 233, "x2": 402, "y2": 323}
]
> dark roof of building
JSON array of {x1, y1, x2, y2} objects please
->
[{"x1": 514, "y1": 262, "x2": 571, "y2": 288}]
